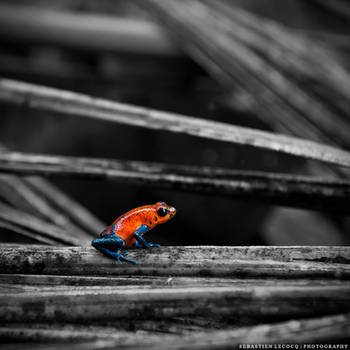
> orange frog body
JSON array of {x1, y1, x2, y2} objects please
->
[{"x1": 92, "y1": 202, "x2": 176, "y2": 264}]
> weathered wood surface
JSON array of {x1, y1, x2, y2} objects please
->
[
  {"x1": 1, "y1": 274, "x2": 345, "y2": 287},
  {"x1": 2, "y1": 278, "x2": 349, "y2": 296},
  {"x1": 0, "y1": 245, "x2": 349, "y2": 278},
  {"x1": 1, "y1": 79, "x2": 350, "y2": 168},
  {"x1": 0, "y1": 318, "x2": 222, "y2": 337},
  {"x1": 0, "y1": 283, "x2": 349, "y2": 323},
  {"x1": 1, "y1": 152, "x2": 350, "y2": 213},
  {"x1": 0, "y1": 313, "x2": 349, "y2": 347},
  {"x1": 0, "y1": 245, "x2": 349, "y2": 345}
]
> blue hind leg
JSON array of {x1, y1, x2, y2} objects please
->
[
  {"x1": 98, "y1": 247, "x2": 136, "y2": 264},
  {"x1": 91, "y1": 236, "x2": 137, "y2": 264}
]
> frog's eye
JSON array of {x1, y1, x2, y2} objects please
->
[{"x1": 157, "y1": 207, "x2": 168, "y2": 217}]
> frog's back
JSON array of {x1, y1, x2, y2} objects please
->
[{"x1": 107, "y1": 205, "x2": 157, "y2": 244}]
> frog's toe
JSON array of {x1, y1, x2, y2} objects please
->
[
  {"x1": 115, "y1": 255, "x2": 123, "y2": 264},
  {"x1": 120, "y1": 255, "x2": 137, "y2": 264},
  {"x1": 150, "y1": 243, "x2": 160, "y2": 248},
  {"x1": 113, "y1": 251, "x2": 137, "y2": 264}
]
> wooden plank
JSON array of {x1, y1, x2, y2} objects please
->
[
  {"x1": 1, "y1": 274, "x2": 345, "y2": 287},
  {"x1": 0, "y1": 313, "x2": 349, "y2": 346},
  {"x1": 0, "y1": 245, "x2": 349, "y2": 278},
  {"x1": 0, "y1": 152, "x2": 350, "y2": 213},
  {"x1": 1, "y1": 79, "x2": 350, "y2": 168},
  {"x1": 0, "y1": 322, "x2": 208, "y2": 340},
  {"x1": 0, "y1": 283, "x2": 349, "y2": 323},
  {"x1": 1, "y1": 280, "x2": 350, "y2": 296}
]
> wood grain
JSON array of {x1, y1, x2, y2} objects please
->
[
  {"x1": 1, "y1": 274, "x2": 345, "y2": 287},
  {"x1": 1, "y1": 79, "x2": 350, "y2": 168},
  {"x1": 0, "y1": 245, "x2": 349, "y2": 278},
  {"x1": 0, "y1": 313, "x2": 349, "y2": 346},
  {"x1": 0, "y1": 152, "x2": 350, "y2": 213},
  {"x1": 0, "y1": 283, "x2": 349, "y2": 323}
]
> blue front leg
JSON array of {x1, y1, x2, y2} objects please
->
[{"x1": 133, "y1": 225, "x2": 160, "y2": 248}]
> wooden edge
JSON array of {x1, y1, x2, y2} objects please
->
[
  {"x1": 0, "y1": 245, "x2": 349, "y2": 278},
  {"x1": 0, "y1": 313, "x2": 349, "y2": 346},
  {"x1": 0, "y1": 152, "x2": 350, "y2": 213},
  {"x1": 1, "y1": 79, "x2": 350, "y2": 168}
]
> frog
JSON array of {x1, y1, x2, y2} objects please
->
[{"x1": 91, "y1": 202, "x2": 176, "y2": 264}]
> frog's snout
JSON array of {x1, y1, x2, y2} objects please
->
[{"x1": 169, "y1": 207, "x2": 176, "y2": 218}]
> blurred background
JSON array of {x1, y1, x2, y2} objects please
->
[{"x1": 0, "y1": 0, "x2": 349, "y2": 246}]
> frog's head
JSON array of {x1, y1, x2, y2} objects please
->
[{"x1": 154, "y1": 202, "x2": 176, "y2": 224}]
